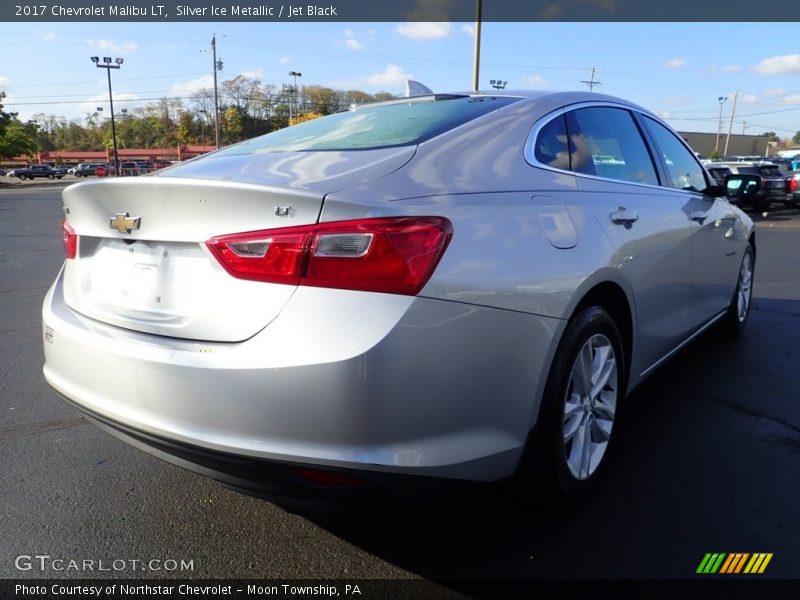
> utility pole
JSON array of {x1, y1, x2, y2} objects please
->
[
  {"x1": 581, "y1": 68, "x2": 601, "y2": 92},
  {"x1": 472, "y1": 0, "x2": 482, "y2": 92},
  {"x1": 211, "y1": 34, "x2": 221, "y2": 149},
  {"x1": 742, "y1": 121, "x2": 748, "y2": 135},
  {"x1": 723, "y1": 91, "x2": 738, "y2": 156}
]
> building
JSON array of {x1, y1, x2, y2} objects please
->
[{"x1": 677, "y1": 132, "x2": 769, "y2": 157}]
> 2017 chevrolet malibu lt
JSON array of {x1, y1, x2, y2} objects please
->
[{"x1": 42, "y1": 91, "x2": 755, "y2": 506}]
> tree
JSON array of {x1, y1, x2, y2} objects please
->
[
  {"x1": 793, "y1": 131, "x2": 800, "y2": 145},
  {"x1": 289, "y1": 112, "x2": 324, "y2": 126},
  {"x1": 0, "y1": 119, "x2": 38, "y2": 159},
  {"x1": 0, "y1": 91, "x2": 38, "y2": 158},
  {"x1": 761, "y1": 131, "x2": 779, "y2": 142}
]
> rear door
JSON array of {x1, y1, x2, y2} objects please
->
[
  {"x1": 562, "y1": 106, "x2": 699, "y2": 375},
  {"x1": 639, "y1": 115, "x2": 743, "y2": 318}
]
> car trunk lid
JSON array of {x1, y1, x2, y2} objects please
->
[{"x1": 61, "y1": 147, "x2": 414, "y2": 342}]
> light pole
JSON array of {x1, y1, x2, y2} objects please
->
[
  {"x1": 490, "y1": 79, "x2": 507, "y2": 90},
  {"x1": 715, "y1": 95, "x2": 728, "y2": 156},
  {"x1": 91, "y1": 56, "x2": 123, "y2": 176},
  {"x1": 288, "y1": 71, "x2": 302, "y2": 121}
]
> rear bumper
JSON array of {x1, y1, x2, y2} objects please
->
[{"x1": 43, "y1": 267, "x2": 561, "y2": 486}]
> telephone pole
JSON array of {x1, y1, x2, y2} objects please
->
[
  {"x1": 581, "y1": 68, "x2": 601, "y2": 92},
  {"x1": 211, "y1": 34, "x2": 222, "y2": 149},
  {"x1": 723, "y1": 91, "x2": 738, "y2": 156},
  {"x1": 472, "y1": 0, "x2": 482, "y2": 92}
]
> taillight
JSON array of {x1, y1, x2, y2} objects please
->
[
  {"x1": 206, "y1": 217, "x2": 453, "y2": 296},
  {"x1": 61, "y1": 221, "x2": 77, "y2": 259},
  {"x1": 788, "y1": 178, "x2": 798, "y2": 192}
]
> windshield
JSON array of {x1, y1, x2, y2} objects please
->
[{"x1": 213, "y1": 95, "x2": 522, "y2": 155}]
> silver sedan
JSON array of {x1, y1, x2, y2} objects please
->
[{"x1": 42, "y1": 91, "x2": 755, "y2": 505}]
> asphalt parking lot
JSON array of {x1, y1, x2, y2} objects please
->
[{"x1": 1, "y1": 178, "x2": 798, "y2": 591}]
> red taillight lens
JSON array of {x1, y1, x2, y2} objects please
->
[
  {"x1": 788, "y1": 178, "x2": 798, "y2": 192},
  {"x1": 206, "y1": 217, "x2": 452, "y2": 296},
  {"x1": 61, "y1": 221, "x2": 77, "y2": 259}
]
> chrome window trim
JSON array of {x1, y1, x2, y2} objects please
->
[{"x1": 523, "y1": 101, "x2": 676, "y2": 194}]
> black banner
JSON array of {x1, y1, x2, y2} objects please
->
[{"x1": 3, "y1": 0, "x2": 800, "y2": 23}]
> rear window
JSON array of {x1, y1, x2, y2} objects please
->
[
  {"x1": 214, "y1": 95, "x2": 521, "y2": 154},
  {"x1": 759, "y1": 166, "x2": 782, "y2": 177},
  {"x1": 737, "y1": 167, "x2": 760, "y2": 175}
]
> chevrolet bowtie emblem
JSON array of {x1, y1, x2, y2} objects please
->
[{"x1": 109, "y1": 212, "x2": 141, "y2": 234}]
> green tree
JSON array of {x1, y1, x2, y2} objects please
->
[
  {"x1": 793, "y1": 131, "x2": 800, "y2": 145},
  {"x1": 761, "y1": 131, "x2": 779, "y2": 142},
  {"x1": 0, "y1": 119, "x2": 38, "y2": 159}
]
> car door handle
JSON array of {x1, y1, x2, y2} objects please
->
[
  {"x1": 610, "y1": 207, "x2": 639, "y2": 224},
  {"x1": 689, "y1": 210, "x2": 708, "y2": 223}
]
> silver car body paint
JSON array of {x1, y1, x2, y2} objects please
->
[{"x1": 42, "y1": 90, "x2": 754, "y2": 483}]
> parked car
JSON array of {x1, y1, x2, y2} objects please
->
[
  {"x1": 705, "y1": 165, "x2": 733, "y2": 187},
  {"x1": 14, "y1": 165, "x2": 63, "y2": 180},
  {"x1": 73, "y1": 163, "x2": 104, "y2": 177},
  {"x1": 51, "y1": 165, "x2": 70, "y2": 176},
  {"x1": 710, "y1": 161, "x2": 789, "y2": 210},
  {"x1": 6, "y1": 168, "x2": 21, "y2": 177},
  {"x1": 785, "y1": 171, "x2": 800, "y2": 208},
  {"x1": 43, "y1": 91, "x2": 756, "y2": 508}
]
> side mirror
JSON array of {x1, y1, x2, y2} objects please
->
[
  {"x1": 724, "y1": 174, "x2": 762, "y2": 199},
  {"x1": 703, "y1": 184, "x2": 726, "y2": 198}
]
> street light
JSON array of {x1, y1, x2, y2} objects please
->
[
  {"x1": 715, "y1": 96, "x2": 728, "y2": 156},
  {"x1": 91, "y1": 56, "x2": 123, "y2": 175},
  {"x1": 490, "y1": 79, "x2": 507, "y2": 90},
  {"x1": 288, "y1": 71, "x2": 302, "y2": 121}
]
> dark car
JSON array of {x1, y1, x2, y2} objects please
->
[
  {"x1": 74, "y1": 164, "x2": 105, "y2": 177},
  {"x1": 15, "y1": 165, "x2": 63, "y2": 180},
  {"x1": 705, "y1": 165, "x2": 733, "y2": 187},
  {"x1": 710, "y1": 162, "x2": 789, "y2": 210},
  {"x1": 785, "y1": 171, "x2": 800, "y2": 209}
]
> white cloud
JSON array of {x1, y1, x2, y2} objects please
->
[
  {"x1": 0, "y1": 76, "x2": 8, "y2": 85},
  {"x1": 460, "y1": 24, "x2": 475, "y2": 36},
  {"x1": 525, "y1": 75, "x2": 546, "y2": 87},
  {"x1": 240, "y1": 68, "x2": 264, "y2": 80},
  {"x1": 782, "y1": 95, "x2": 800, "y2": 105},
  {"x1": 86, "y1": 38, "x2": 139, "y2": 55},
  {"x1": 343, "y1": 29, "x2": 365, "y2": 50},
  {"x1": 754, "y1": 54, "x2": 800, "y2": 75},
  {"x1": 394, "y1": 22, "x2": 451, "y2": 40},
  {"x1": 170, "y1": 74, "x2": 215, "y2": 96},
  {"x1": 659, "y1": 111, "x2": 671, "y2": 119},
  {"x1": 367, "y1": 29, "x2": 377, "y2": 36},
  {"x1": 664, "y1": 58, "x2": 686, "y2": 69},
  {"x1": 367, "y1": 65, "x2": 413, "y2": 88},
  {"x1": 345, "y1": 38, "x2": 365, "y2": 50},
  {"x1": 82, "y1": 92, "x2": 141, "y2": 115},
  {"x1": 764, "y1": 88, "x2": 786, "y2": 97},
  {"x1": 741, "y1": 94, "x2": 759, "y2": 105},
  {"x1": 38, "y1": 31, "x2": 58, "y2": 42},
  {"x1": 722, "y1": 65, "x2": 742, "y2": 73},
  {"x1": 279, "y1": 56, "x2": 291, "y2": 65}
]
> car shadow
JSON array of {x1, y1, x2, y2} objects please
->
[{"x1": 299, "y1": 297, "x2": 800, "y2": 590}]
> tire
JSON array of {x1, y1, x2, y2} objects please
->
[
  {"x1": 525, "y1": 305, "x2": 625, "y2": 506},
  {"x1": 720, "y1": 243, "x2": 754, "y2": 337},
  {"x1": 48, "y1": 174, "x2": 55, "y2": 179},
  {"x1": 18, "y1": 174, "x2": 26, "y2": 180}
]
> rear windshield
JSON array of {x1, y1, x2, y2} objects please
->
[
  {"x1": 759, "y1": 166, "x2": 782, "y2": 177},
  {"x1": 213, "y1": 95, "x2": 521, "y2": 154},
  {"x1": 737, "y1": 167, "x2": 760, "y2": 175}
]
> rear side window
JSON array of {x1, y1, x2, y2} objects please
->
[
  {"x1": 642, "y1": 116, "x2": 709, "y2": 192},
  {"x1": 213, "y1": 95, "x2": 522, "y2": 154},
  {"x1": 759, "y1": 166, "x2": 781, "y2": 177},
  {"x1": 564, "y1": 107, "x2": 659, "y2": 186},
  {"x1": 533, "y1": 114, "x2": 571, "y2": 169}
]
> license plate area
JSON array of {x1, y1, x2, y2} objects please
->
[{"x1": 81, "y1": 238, "x2": 205, "y2": 319}]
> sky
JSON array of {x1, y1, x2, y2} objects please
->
[{"x1": 3, "y1": 21, "x2": 800, "y2": 138}]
